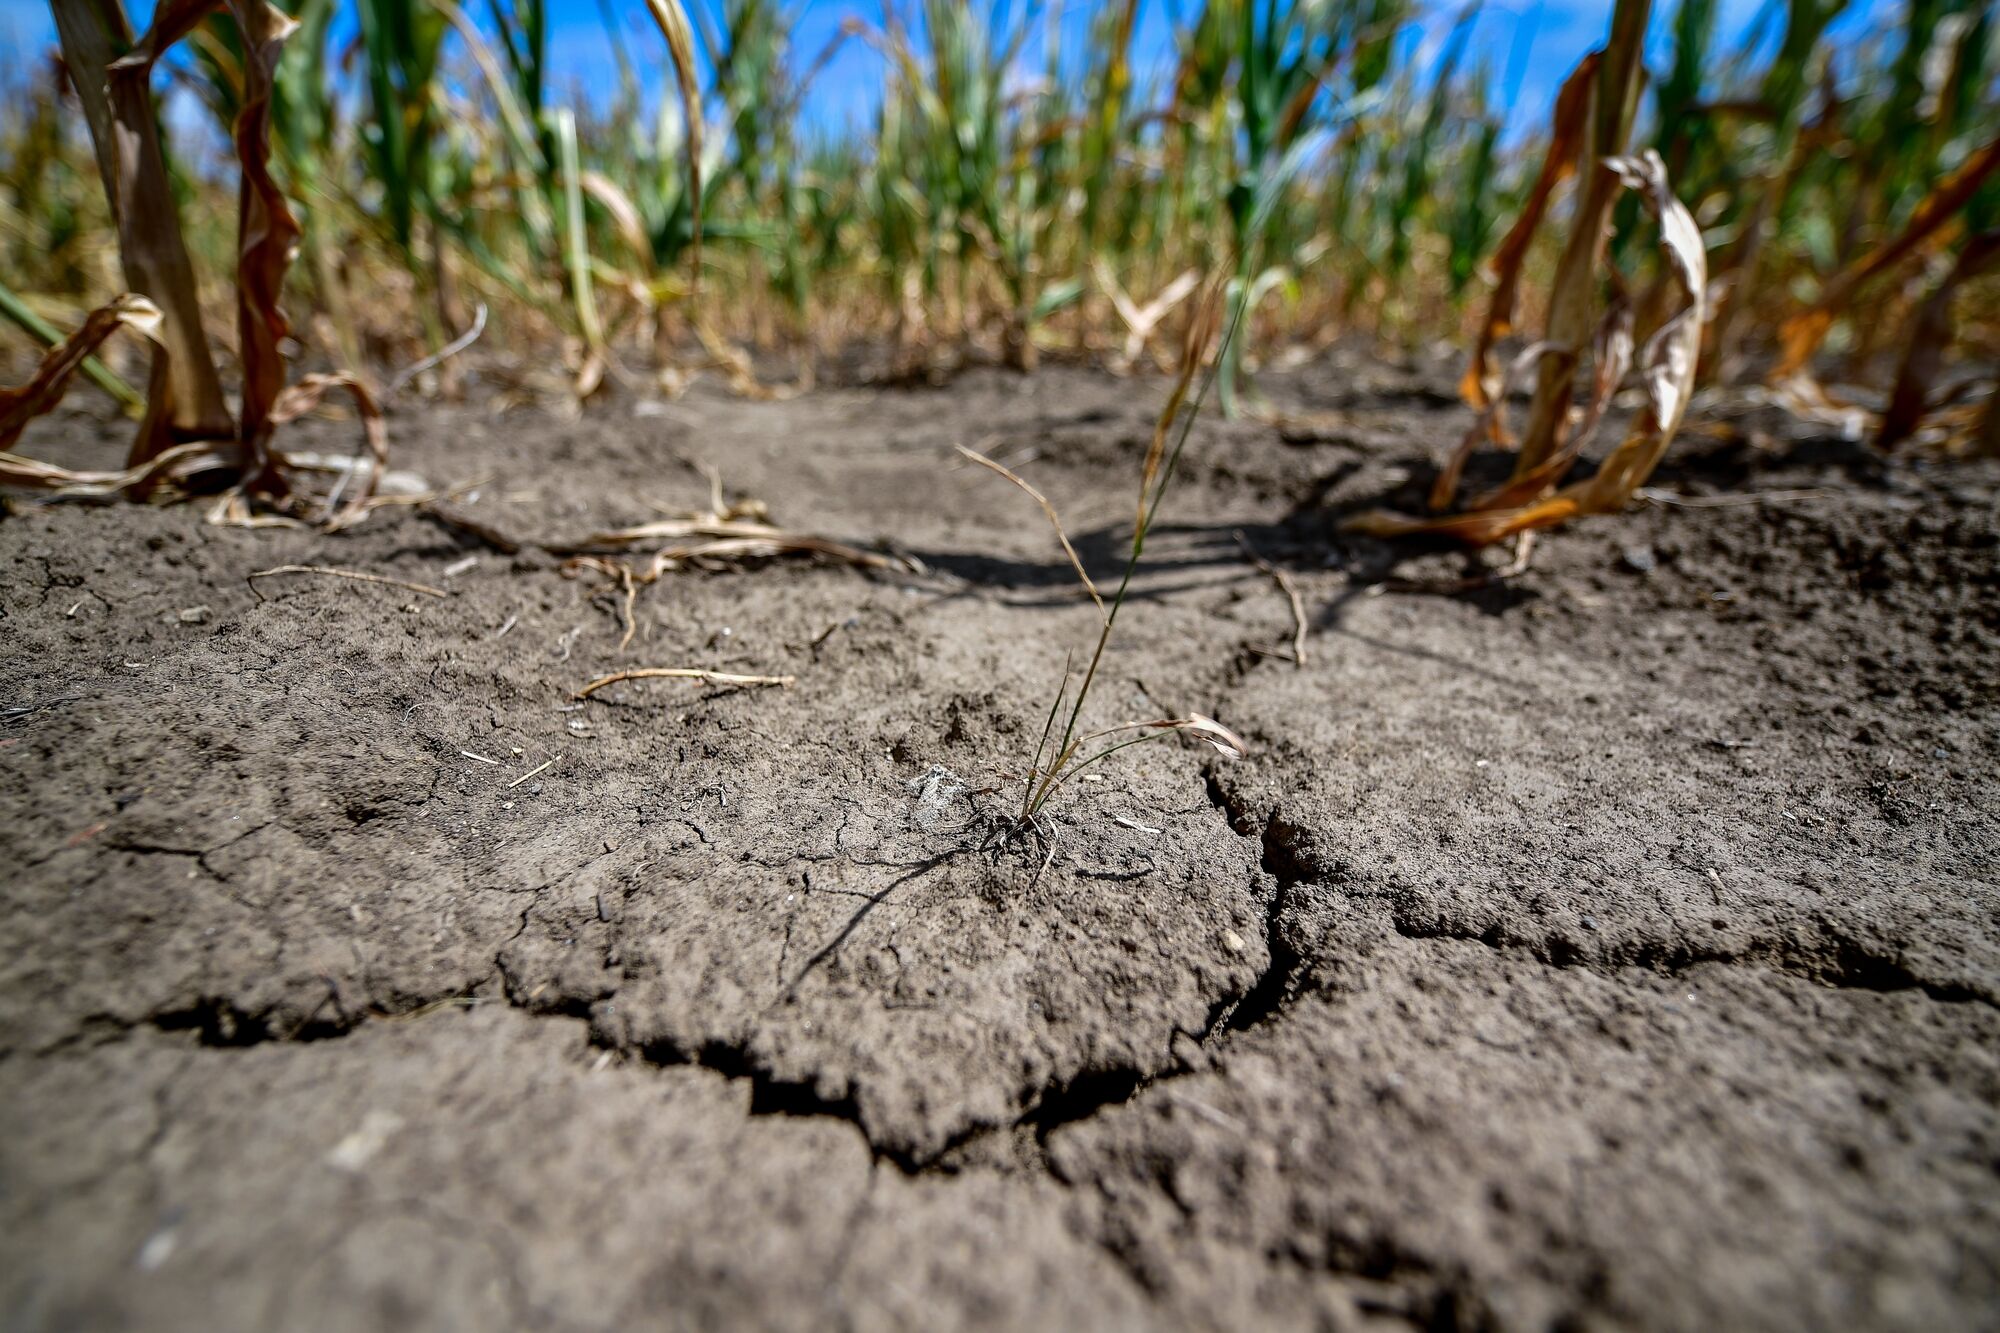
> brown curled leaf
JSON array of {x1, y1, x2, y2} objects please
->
[
  {"x1": 1430, "y1": 339, "x2": 1563, "y2": 512},
  {"x1": 1466, "y1": 287, "x2": 1636, "y2": 512},
  {"x1": 0, "y1": 294, "x2": 161, "y2": 451},
  {"x1": 1354, "y1": 149, "x2": 1707, "y2": 546}
]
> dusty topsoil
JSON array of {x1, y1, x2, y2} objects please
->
[{"x1": 3, "y1": 347, "x2": 1997, "y2": 1330}]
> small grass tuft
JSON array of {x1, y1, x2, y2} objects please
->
[{"x1": 961, "y1": 273, "x2": 1250, "y2": 830}]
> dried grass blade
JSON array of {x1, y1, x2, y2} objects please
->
[
  {"x1": 0, "y1": 440, "x2": 224, "y2": 497},
  {"x1": 1234, "y1": 531, "x2": 1307, "y2": 666},
  {"x1": 574, "y1": 668, "x2": 794, "y2": 699},
  {"x1": 1069, "y1": 713, "x2": 1250, "y2": 758},
  {"x1": 578, "y1": 516, "x2": 912, "y2": 571},
  {"x1": 1137, "y1": 275, "x2": 1223, "y2": 530},
  {"x1": 1034, "y1": 712, "x2": 1249, "y2": 808},
  {"x1": 956, "y1": 444, "x2": 1104, "y2": 618},
  {"x1": 247, "y1": 565, "x2": 449, "y2": 598},
  {"x1": 1173, "y1": 713, "x2": 1250, "y2": 757}
]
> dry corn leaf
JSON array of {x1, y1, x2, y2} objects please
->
[
  {"x1": 1352, "y1": 150, "x2": 1706, "y2": 546},
  {"x1": 1465, "y1": 291, "x2": 1635, "y2": 513},
  {"x1": 227, "y1": 0, "x2": 304, "y2": 492},
  {"x1": 101, "y1": 0, "x2": 237, "y2": 453},
  {"x1": 0, "y1": 441, "x2": 227, "y2": 498},
  {"x1": 579, "y1": 170, "x2": 657, "y2": 280},
  {"x1": 0, "y1": 292, "x2": 234, "y2": 500},
  {"x1": 0, "y1": 295, "x2": 160, "y2": 452},
  {"x1": 1774, "y1": 133, "x2": 2000, "y2": 381},
  {"x1": 1461, "y1": 50, "x2": 1601, "y2": 413},
  {"x1": 1096, "y1": 260, "x2": 1201, "y2": 371},
  {"x1": 1429, "y1": 339, "x2": 1561, "y2": 512},
  {"x1": 0, "y1": 294, "x2": 236, "y2": 501}
]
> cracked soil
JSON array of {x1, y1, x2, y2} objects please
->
[{"x1": 3, "y1": 348, "x2": 1998, "y2": 1330}]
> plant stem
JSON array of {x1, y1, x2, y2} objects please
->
[{"x1": 1024, "y1": 288, "x2": 1248, "y2": 820}]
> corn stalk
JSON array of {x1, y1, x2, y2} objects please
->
[
  {"x1": 50, "y1": 0, "x2": 235, "y2": 454},
  {"x1": 1512, "y1": 0, "x2": 1650, "y2": 479}
]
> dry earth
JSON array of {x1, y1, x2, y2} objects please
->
[{"x1": 3, "y1": 348, "x2": 1998, "y2": 1330}]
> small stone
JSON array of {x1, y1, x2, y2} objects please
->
[
  {"x1": 1581, "y1": 915, "x2": 1599, "y2": 931},
  {"x1": 1619, "y1": 545, "x2": 1657, "y2": 574},
  {"x1": 1222, "y1": 929, "x2": 1246, "y2": 954},
  {"x1": 177, "y1": 606, "x2": 211, "y2": 624}
]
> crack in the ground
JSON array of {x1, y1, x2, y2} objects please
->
[
  {"x1": 1385, "y1": 914, "x2": 1997, "y2": 1008},
  {"x1": 1203, "y1": 768, "x2": 1307, "y2": 1036},
  {"x1": 1216, "y1": 779, "x2": 1998, "y2": 1012},
  {"x1": 68, "y1": 761, "x2": 1300, "y2": 1182},
  {"x1": 149, "y1": 993, "x2": 352, "y2": 1046}
]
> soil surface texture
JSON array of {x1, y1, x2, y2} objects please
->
[{"x1": 4, "y1": 348, "x2": 1998, "y2": 1331}]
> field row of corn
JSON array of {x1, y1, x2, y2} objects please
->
[{"x1": 0, "y1": 0, "x2": 1996, "y2": 526}]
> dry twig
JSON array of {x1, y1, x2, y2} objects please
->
[
  {"x1": 509, "y1": 759, "x2": 553, "y2": 788},
  {"x1": 955, "y1": 443, "x2": 1104, "y2": 617},
  {"x1": 574, "y1": 668, "x2": 796, "y2": 699},
  {"x1": 247, "y1": 565, "x2": 449, "y2": 599},
  {"x1": 1234, "y1": 531, "x2": 1308, "y2": 666}
]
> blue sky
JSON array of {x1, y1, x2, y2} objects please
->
[{"x1": 1, "y1": 0, "x2": 1905, "y2": 144}]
